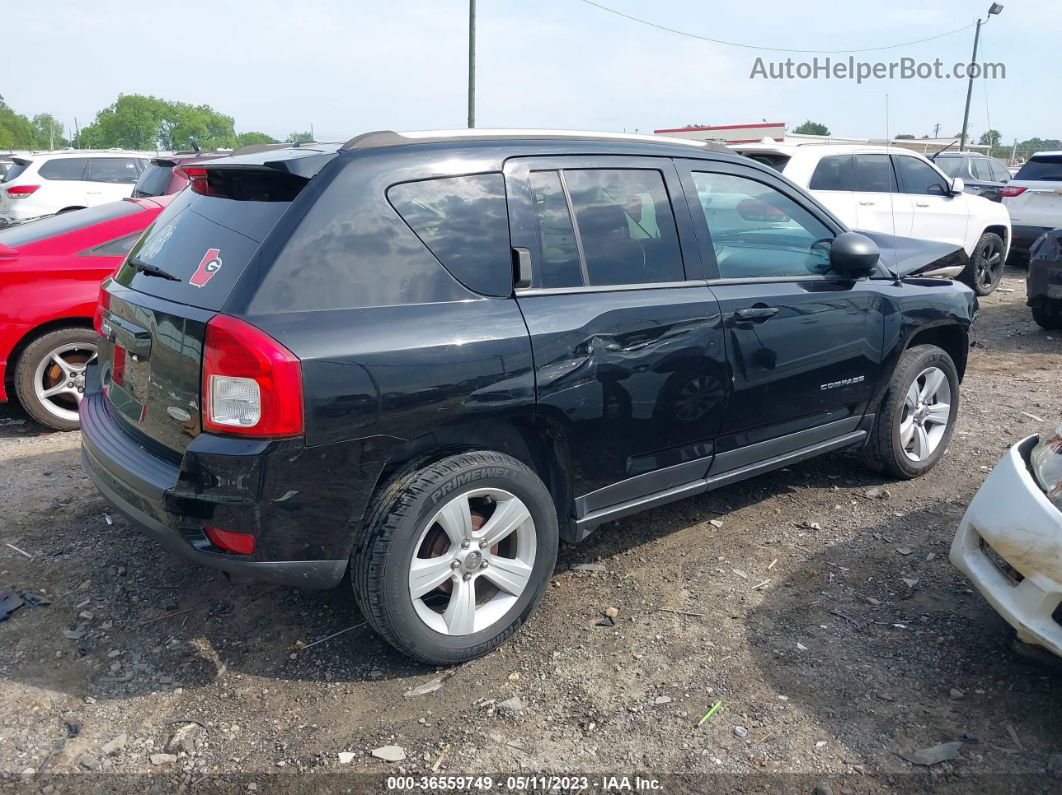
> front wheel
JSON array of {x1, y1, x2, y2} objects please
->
[
  {"x1": 352, "y1": 451, "x2": 559, "y2": 665},
  {"x1": 961, "y1": 232, "x2": 1005, "y2": 296},
  {"x1": 863, "y1": 344, "x2": 959, "y2": 479},
  {"x1": 14, "y1": 327, "x2": 98, "y2": 431},
  {"x1": 1031, "y1": 299, "x2": 1062, "y2": 330}
]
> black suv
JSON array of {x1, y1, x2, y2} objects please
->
[
  {"x1": 933, "y1": 151, "x2": 1013, "y2": 203},
  {"x1": 82, "y1": 131, "x2": 976, "y2": 664}
]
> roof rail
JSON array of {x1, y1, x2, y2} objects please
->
[
  {"x1": 340, "y1": 128, "x2": 729, "y2": 152},
  {"x1": 230, "y1": 142, "x2": 304, "y2": 157}
]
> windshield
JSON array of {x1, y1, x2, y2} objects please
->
[
  {"x1": 132, "y1": 162, "x2": 175, "y2": 198},
  {"x1": 1015, "y1": 155, "x2": 1062, "y2": 182},
  {"x1": 934, "y1": 158, "x2": 966, "y2": 178}
]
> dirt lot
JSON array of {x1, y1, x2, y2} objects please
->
[{"x1": 1, "y1": 268, "x2": 1060, "y2": 792}]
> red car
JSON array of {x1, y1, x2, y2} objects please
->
[{"x1": 0, "y1": 196, "x2": 170, "y2": 430}]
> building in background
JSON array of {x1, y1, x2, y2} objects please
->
[{"x1": 654, "y1": 123, "x2": 989, "y2": 154}]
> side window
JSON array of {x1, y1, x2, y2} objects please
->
[
  {"x1": 528, "y1": 171, "x2": 583, "y2": 288},
  {"x1": 563, "y1": 168, "x2": 684, "y2": 286},
  {"x1": 894, "y1": 156, "x2": 950, "y2": 196},
  {"x1": 388, "y1": 172, "x2": 512, "y2": 297},
  {"x1": 989, "y1": 160, "x2": 1011, "y2": 182},
  {"x1": 809, "y1": 155, "x2": 853, "y2": 191},
  {"x1": 82, "y1": 231, "x2": 142, "y2": 258},
  {"x1": 972, "y1": 159, "x2": 994, "y2": 181},
  {"x1": 853, "y1": 155, "x2": 896, "y2": 193},
  {"x1": 38, "y1": 158, "x2": 88, "y2": 181},
  {"x1": 85, "y1": 158, "x2": 141, "y2": 184},
  {"x1": 690, "y1": 171, "x2": 834, "y2": 280}
]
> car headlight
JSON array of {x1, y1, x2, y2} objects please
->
[{"x1": 1031, "y1": 423, "x2": 1062, "y2": 510}]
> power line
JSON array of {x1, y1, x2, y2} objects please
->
[{"x1": 575, "y1": 0, "x2": 975, "y2": 54}]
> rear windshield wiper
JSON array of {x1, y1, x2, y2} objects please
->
[{"x1": 128, "y1": 256, "x2": 179, "y2": 281}]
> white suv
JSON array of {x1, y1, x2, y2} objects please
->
[
  {"x1": 732, "y1": 143, "x2": 1012, "y2": 295},
  {"x1": 0, "y1": 151, "x2": 149, "y2": 226},
  {"x1": 1001, "y1": 151, "x2": 1062, "y2": 259}
]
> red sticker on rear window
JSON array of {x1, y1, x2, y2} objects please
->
[{"x1": 189, "y1": 248, "x2": 222, "y2": 287}]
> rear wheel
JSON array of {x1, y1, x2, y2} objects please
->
[
  {"x1": 14, "y1": 327, "x2": 97, "y2": 431},
  {"x1": 863, "y1": 344, "x2": 959, "y2": 479},
  {"x1": 961, "y1": 232, "x2": 1005, "y2": 295},
  {"x1": 1031, "y1": 299, "x2": 1062, "y2": 330},
  {"x1": 352, "y1": 451, "x2": 558, "y2": 664}
]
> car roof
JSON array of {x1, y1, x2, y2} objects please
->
[
  {"x1": 1031, "y1": 150, "x2": 1062, "y2": 158},
  {"x1": 339, "y1": 128, "x2": 730, "y2": 153}
]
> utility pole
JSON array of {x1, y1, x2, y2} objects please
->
[
  {"x1": 960, "y1": 3, "x2": 1004, "y2": 152},
  {"x1": 933, "y1": 123, "x2": 940, "y2": 139},
  {"x1": 467, "y1": 0, "x2": 476, "y2": 128},
  {"x1": 73, "y1": 118, "x2": 80, "y2": 149}
]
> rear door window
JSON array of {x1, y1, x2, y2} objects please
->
[
  {"x1": 387, "y1": 173, "x2": 512, "y2": 296},
  {"x1": 989, "y1": 160, "x2": 1011, "y2": 182},
  {"x1": 853, "y1": 155, "x2": 896, "y2": 193},
  {"x1": 85, "y1": 158, "x2": 140, "y2": 184},
  {"x1": 528, "y1": 171, "x2": 583, "y2": 288},
  {"x1": 809, "y1": 155, "x2": 854, "y2": 191},
  {"x1": 894, "y1": 156, "x2": 950, "y2": 195},
  {"x1": 38, "y1": 158, "x2": 88, "y2": 181},
  {"x1": 563, "y1": 168, "x2": 684, "y2": 286},
  {"x1": 1015, "y1": 155, "x2": 1062, "y2": 181},
  {"x1": 972, "y1": 159, "x2": 995, "y2": 181},
  {"x1": 934, "y1": 158, "x2": 965, "y2": 178}
]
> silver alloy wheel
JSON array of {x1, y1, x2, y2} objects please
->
[
  {"x1": 32, "y1": 342, "x2": 97, "y2": 424},
  {"x1": 899, "y1": 366, "x2": 952, "y2": 462},
  {"x1": 408, "y1": 488, "x2": 536, "y2": 636},
  {"x1": 977, "y1": 237, "x2": 1003, "y2": 289}
]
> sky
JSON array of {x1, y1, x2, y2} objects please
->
[{"x1": 3, "y1": 0, "x2": 1058, "y2": 145}]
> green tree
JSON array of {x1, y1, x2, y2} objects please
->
[
  {"x1": 234, "y1": 131, "x2": 278, "y2": 147},
  {"x1": 31, "y1": 114, "x2": 67, "y2": 148},
  {"x1": 285, "y1": 131, "x2": 313, "y2": 144},
  {"x1": 978, "y1": 129, "x2": 1002, "y2": 156},
  {"x1": 80, "y1": 94, "x2": 238, "y2": 150},
  {"x1": 792, "y1": 120, "x2": 830, "y2": 136},
  {"x1": 0, "y1": 97, "x2": 51, "y2": 149}
]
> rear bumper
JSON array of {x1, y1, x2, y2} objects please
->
[
  {"x1": 1011, "y1": 225, "x2": 1055, "y2": 253},
  {"x1": 80, "y1": 388, "x2": 348, "y2": 589},
  {"x1": 949, "y1": 436, "x2": 1062, "y2": 657}
]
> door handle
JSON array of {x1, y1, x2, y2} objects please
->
[
  {"x1": 858, "y1": 201, "x2": 875, "y2": 206},
  {"x1": 512, "y1": 247, "x2": 533, "y2": 289},
  {"x1": 915, "y1": 202, "x2": 930, "y2": 207},
  {"x1": 734, "y1": 306, "x2": 779, "y2": 322}
]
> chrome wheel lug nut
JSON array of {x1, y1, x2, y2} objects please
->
[
  {"x1": 478, "y1": 540, "x2": 487, "y2": 548},
  {"x1": 461, "y1": 539, "x2": 471, "y2": 549},
  {"x1": 480, "y1": 561, "x2": 488, "y2": 569},
  {"x1": 450, "y1": 559, "x2": 460, "y2": 569},
  {"x1": 462, "y1": 573, "x2": 471, "y2": 581}
]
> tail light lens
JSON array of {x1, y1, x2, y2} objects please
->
[
  {"x1": 6, "y1": 184, "x2": 39, "y2": 198},
  {"x1": 204, "y1": 526, "x2": 256, "y2": 555},
  {"x1": 202, "y1": 314, "x2": 303, "y2": 437},
  {"x1": 174, "y1": 166, "x2": 217, "y2": 196},
  {"x1": 1001, "y1": 186, "x2": 1027, "y2": 198},
  {"x1": 92, "y1": 285, "x2": 110, "y2": 337}
]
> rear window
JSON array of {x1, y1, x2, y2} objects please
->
[
  {"x1": 38, "y1": 157, "x2": 89, "y2": 181},
  {"x1": 0, "y1": 201, "x2": 143, "y2": 246},
  {"x1": 744, "y1": 153, "x2": 790, "y2": 172},
  {"x1": 2, "y1": 159, "x2": 29, "y2": 183},
  {"x1": 387, "y1": 173, "x2": 511, "y2": 296},
  {"x1": 114, "y1": 187, "x2": 291, "y2": 312},
  {"x1": 133, "y1": 162, "x2": 176, "y2": 197},
  {"x1": 1015, "y1": 155, "x2": 1062, "y2": 181},
  {"x1": 934, "y1": 157, "x2": 966, "y2": 178}
]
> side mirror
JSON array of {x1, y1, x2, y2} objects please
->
[
  {"x1": 950, "y1": 177, "x2": 965, "y2": 195},
  {"x1": 829, "y1": 232, "x2": 879, "y2": 277}
]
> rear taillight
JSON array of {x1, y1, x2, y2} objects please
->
[
  {"x1": 92, "y1": 285, "x2": 110, "y2": 337},
  {"x1": 174, "y1": 166, "x2": 216, "y2": 196},
  {"x1": 1001, "y1": 186, "x2": 1027, "y2": 198},
  {"x1": 6, "y1": 184, "x2": 39, "y2": 198},
  {"x1": 204, "y1": 526, "x2": 256, "y2": 555},
  {"x1": 201, "y1": 314, "x2": 303, "y2": 437}
]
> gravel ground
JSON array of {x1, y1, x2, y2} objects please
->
[{"x1": 1, "y1": 268, "x2": 1060, "y2": 793}]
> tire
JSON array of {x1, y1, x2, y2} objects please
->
[
  {"x1": 960, "y1": 232, "x2": 1005, "y2": 296},
  {"x1": 1031, "y1": 299, "x2": 1062, "y2": 330},
  {"x1": 863, "y1": 344, "x2": 959, "y2": 479},
  {"x1": 352, "y1": 451, "x2": 559, "y2": 665},
  {"x1": 14, "y1": 327, "x2": 97, "y2": 431}
]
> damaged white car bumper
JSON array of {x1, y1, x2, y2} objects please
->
[{"x1": 950, "y1": 436, "x2": 1062, "y2": 657}]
